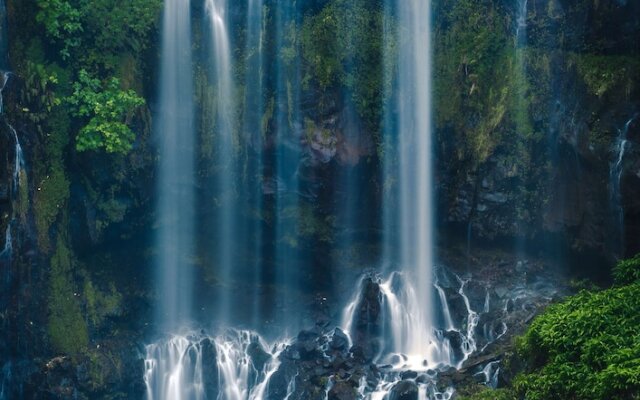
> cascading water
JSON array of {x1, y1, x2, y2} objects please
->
[
  {"x1": 205, "y1": 0, "x2": 239, "y2": 324},
  {"x1": 513, "y1": 0, "x2": 529, "y2": 255},
  {"x1": 146, "y1": 0, "x2": 198, "y2": 396},
  {"x1": 1, "y1": 72, "x2": 24, "y2": 264},
  {"x1": 515, "y1": 0, "x2": 528, "y2": 47},
  {"x1": 242, "y1": 0, "x2": 265, "y2": 328},
  {"x1": 154, "y1": 0, "x2": 196, "y2": 334},
  {"x1": 375, "y1": 0, "x2": 437, "y2": 369},
  {"x1": 145, "y1": 330, "x2": 286, "y2": 400},
  {"x1": 610, "y1": 114, "x2": 637, "y2": 246},
  {"x1": 273, "y1": 1, "x2": 303, "y2": 333}
]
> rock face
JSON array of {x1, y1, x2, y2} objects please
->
[
  {"x1": 437, "y1": 0, "x2": 640, "y2": 265},
  {"x1": 350, "y1": 277, "x2": 384, "y2": 362}
]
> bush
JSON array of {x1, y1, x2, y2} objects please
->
[
  {"x1": 66, "y1": 69, "x2": 145, "y2": 153},
  {"x1": 613, "y1": 253, "x2": 640, "y2": 286},
  {"x1": 515, "y1": 277, "x2": 640, "y2": 400}
]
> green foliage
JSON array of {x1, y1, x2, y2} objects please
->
[
  {"x1": 33, "y1": 107, "x2": 71, "y2": 251},
  {"x1": 613, "y1": 254, "x2": 640, "y2": 286},
  {"x1": 574, "y1": 54, "x2": 640, "y2": 98},
  {"x1": 84, "y1": 279, "x2": 122, "y2": 326},
  {"x1": 434, "y1": 0, "x2": 513, "y2": 166},
  {"x1": 48, "y1": 236, "x2": 89, "y2": 354},
  {"x1": 35, "y1": 0, "x2": 161, "y2": 67},
  {"x1": 67, "y1": 70, "x2": 145, "y2": 153},
  {"x1": 514, "y1": 275, "x2": 640, "y2": 400},
  {"x1": 34, "y1": 167, "x2": 69, "y2": 250},
  {"x1": 300, "y1": 0, "x2": 391, "y2": 126},
  {"x1": 35, "y1": 0, "x2": 82, "y2": 59}
]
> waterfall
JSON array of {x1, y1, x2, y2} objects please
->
[
  {"x1": 379, "y1": 0, "x2": 435, "y2": 368},
  {"x1": 0, "y1": 226, "x2": 10, "y2": 260},
  {"x1": 242, "y1": 0, "x2": 265, "y2": 327},
  {"x1": 144, "y1": 330, "x2": 285, "y2": 400},
  {"x1": 515, "y1": 0, "x2": 528, "y2": 47},
  {"x1": 1, "y1": 72, "x2": 24, "y2": 265},
  {"x1": 611, "y1": 114, "x2": 637, "y2": 247},
  {"x1": 273, "y1": 1, "x2": 303, "y2": 333},
  {"x1": 155, "y1": 0, "x2": 196, "y2": 331},
  {"x1": 205, "y1": 0, "x2": 238, "y2": 325}
]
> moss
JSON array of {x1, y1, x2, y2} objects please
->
[
  {"x1": 83, "y1": 279, "x2": 122, "y2": 327},
  {"x1": 34, "y1": 166, "x2": 70, "y2": 251},
  {"x1": 17, "y1": 169, "x2": 30, "y2": 221},
  {"x1": 261, "y1": 96, "x2": 275, "y2": 138},
  {"x1": 48, "y1": 236, "x2": 89, "y2": 355},
  {"x1": 434, "y1": 0, "x2": 514, "y2": 166},
  {"x1": 300, "y1": 0, "x2": 391, "y2": 129},
  {"x1": 31, "y1": 100, "x2": 72, "y2": 248},
  {"x1": 573, "y1": 53, "x2": 639, "y2": 98}
]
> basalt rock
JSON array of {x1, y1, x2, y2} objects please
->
[{"x1": 388, "y1": 379, "x2": 419, "y2": 400}]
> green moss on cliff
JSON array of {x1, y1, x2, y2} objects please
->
[
  {"x1": 574, "y1": 54, "x2": 640, "y2": 98},
  {"x1": 48, "y1": 236, "x2": 89, "y2": 354},
  {"x1": 300, "y1": 0, "x2": 391, "y2": 128}
]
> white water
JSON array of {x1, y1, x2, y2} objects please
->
[
  {"x1": 145, "y1": 331, "x2": 285, "y2": 400},
  {"x1": 611, "y1": 114, "x2": 637, "y2": 243},
  {"x1": 0, "y1": 226, "x2": 10, "y2": 259},
  {"x1": 383, "y1": 0, "x2": 435, "y2": 370},
  {"x1": 475, "y1": 361, "x2": 500, "y2": 389},
  {"x1": 1, "y1": 71, "x2": 24, "y2": 263},
  {"x1": 341, "y1": 271, "x2": 484, "y2": 399},
  {"x1": 515, "y1": 0, "x2": 528, "y2": 46},
  {"x1": 9, "y1": 125, "x2": 23, "y2": 192},
  {"x1": 155, "y1": 0, "x2": 196, "y2": 331},
  {"x1": 205, "y1": 0, "x2": 238, "y2": 323}
]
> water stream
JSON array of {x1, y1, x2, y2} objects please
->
[{"x1": 154, "y1": 0, "x2": 196, "y2": 331}]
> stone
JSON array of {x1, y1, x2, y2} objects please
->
[{"x1": 388, "y1": 380, "x2": 418, "y2": 400}]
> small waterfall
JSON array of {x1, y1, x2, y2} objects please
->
[
  {"x1": 435, "y1": 282, "x2": 455, "y2": 331},
  {"x1": 610, "y1": 114, "x2": 637, "y2": 245},
  {"x1": 242, "y1": 0, "x2": 265, "y2": 327},
  {"x1": 155, "y1": 0, "x2": 196, "y2": 331},
  {"x1": 0, "y1": 225, "x2": 10, "y2": 260},
  {"x1": 1, "y1": 71, "x2": 25, "y2": 266},
  {"x1": 273, "y1": 1, "x2": 303, "y2": 333},
  {"x1": 474, "y1": 361, "x2": 500, "y2": 389},
  {"x1": 9, "y1": 125, "x2": 24, "y2": 193},
  {"x1": 205, "y1": 0, "x2": 239, "y2": 324},
  {"x1": 515, "y1": 0, "x2": 528, "y2": 47},
  {"x1": 144, "y1": 331, "x2": 285, "y2": 400}
]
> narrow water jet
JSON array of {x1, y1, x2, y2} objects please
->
[
  {"x1": 154, "y1": 0, "x2": 196, "y2": 332},
  {"x1": 205, "y1": 0, "x2": 238, "y2": 325},
  {"x1": 242, "y1": 0, "x2": 266, "y2": 329},
  {"x1": 273, "y1": 1, "x2": 303, "y2": 333},
  {"x1": 611, "y1": 113, "x2": 637, "y2": 252}
]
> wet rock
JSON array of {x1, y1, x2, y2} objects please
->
[
  {"x1": 330, "y1": 328, "x2": 349, "y2": 351},
  {"x1": 328, "y1": 380, "x2": 357, "y2": 400},
  {"x1": 400, "y1": 370, "x2": 418, "y2": 380},
  {"x1": 200, "y1": 338, "x2": 220, "y2": 398},
  {"x1": 350, "y1": 278, "x2": 383, "y2": 361},
  {"x1": 247, "y1": 339, "x2": 270, "y2": 372},
  {"x1": 388, "y1": 379, "x2": 418, "y2": 400},
  {"x1": 295, "y1": 330, "x2": 323, "y2": 360}
]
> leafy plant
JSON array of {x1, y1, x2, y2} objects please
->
[
  {"x1": 66, "y1": 70, "x2": 145, "y2": 153},
  {"x1": 613, "y1": 253, "x2": 640, "y2": 286},
  {"x1": 514, "y1": 270, "x2": 640, "y2": 400}
]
